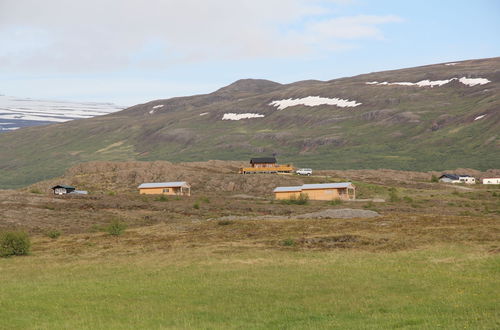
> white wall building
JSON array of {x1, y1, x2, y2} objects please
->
[
  {"x1": 482, "y1": 178, "x2": 500, "y2": 185},
  {"x1": 439, "y1": 174, "x2": 476, "y2": 184}
]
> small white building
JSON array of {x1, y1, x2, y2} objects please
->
[
  {"x1": 439, "y1": 174, "x2": 476, "y2": 184},
  {"x1": 482, "y1": 178, "x2": 500, "y2": 185}
]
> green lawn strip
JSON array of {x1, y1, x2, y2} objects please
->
[{"x1": 0, "y1": 247, "x2": 498, "y2": 329}]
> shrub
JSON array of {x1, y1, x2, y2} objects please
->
[
  {"x1": 155, "y1": 195, "x2": 169, "y2": 202},
  {"x1": 430, "y1": 175, "x2": 438, "y2": 183},
  {"x1": 281, "y1": 193, "x2": 309, "y2": 205},
  {"x1": 217, "y1": 220, "x2": 233, "y2": 226},
  {"x1": 0, "y1": 231, "x2": 31, "y2": 257},
  {"x1": 282, "y1": 238, "x2": 296, "y2": 247},
  {"x1": 46, "y1": 230, "x2": 61, "y2": 239},
  {"x1": 30, "y1": 188, "x2": 42, "y2": 194},
  {"x1": 363, "y1": 201, "x2": 375, "y2": 210},
  {"x1": 107, "y1": 191, "x2": 116, "y2": 196},
  {"x1": 388, "y1": 188, "x2": 400, "y2": 202},
  {"x1": 198, "y1": 197, "x2": 210, "y2": 204},
  {"x1": 403, "y1": 196, "x2": 414, "y2": 203},
  {"x1": 106, "y1": 220, "x2": 127, "y2": 236},
  {"x1": 329, "y1": 199, "x2": 343, "y2": 206},
  {"x1": 193, "y1": 202, "x2": 200, "y2": 209}
]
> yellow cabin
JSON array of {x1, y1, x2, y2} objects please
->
[
  {"x1": 274, "y1": 183, "x2": 355, "y2": 201},
  {"x1": 239, "y1": 157, "x2": 294, "y2": 174},
  {"x1": 138, "y1": 181, "x2": 191, "y2": 196}
]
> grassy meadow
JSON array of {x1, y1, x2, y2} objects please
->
[{"x1": 1, "y1": 246, "x2": 499, "y2": 329}]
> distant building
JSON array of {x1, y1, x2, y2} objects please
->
[
  {"x1": 138, "y1": 182, "x2": 191, "y2": 196},
  {"x1": 71, "y1": 190, "x2": 88, "y2": 195},
  {"x1": 52, "y1": 185, "x2": 76, "y2": 195},
  {"x1": 250, "y1": 157, "x2": 277, "y2": 168},
  {"x1": 482, "y1": 178, "x2": 500, "y2": 185},
  {"x1": 274, "y1": 182, "x2": 355, "y2": 201},
  {"x1": 438, "y1": 174, "x2": 476, "y2": 184},
  {"x1": 239, "y1": 157, "x2": 294, "y2": 174}
]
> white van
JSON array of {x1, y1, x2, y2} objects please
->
[{"x1": 296, "y1": 168, "x2": 312, "y2": 176}]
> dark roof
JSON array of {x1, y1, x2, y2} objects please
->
[
  {"x1": 439, "y1": 174, "x2": 459, "y2": 180},
  {"x1": 51, "y1": 185, "x2": 75, "y2": 190},
  {"x1": 250, "y1": 157, "x2": 276, "y2": 164},
  {"x1": 439, "y1": 174, "x2": 473, "y2": 180}
]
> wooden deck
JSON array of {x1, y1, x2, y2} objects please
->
[{"x1": 239, "y1": 165, "x2": 294, "y2": 174}]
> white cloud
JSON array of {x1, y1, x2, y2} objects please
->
[{"x1": 0, "y1": 0, "x2": 402, "y2": 73}]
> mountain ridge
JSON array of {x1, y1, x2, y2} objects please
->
[{"x1": 0, "y1": 57, "x2": 498, "y2": 188}]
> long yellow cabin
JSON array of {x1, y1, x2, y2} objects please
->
[{"x1": 274, "y1": 183, "x2": 356, "y2": 201}]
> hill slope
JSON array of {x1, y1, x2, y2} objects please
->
[{"x1": 1, "y1": 58, "x2": 499, "y2": 188}]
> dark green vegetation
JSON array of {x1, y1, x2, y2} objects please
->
[
  {"x1": 280, "y1": 193, "x2": 310, "y2": 205},
  {"x1": 0, "y1": 58, "x2": 499, "y2": 188},
  {"x1": 105, "y1": 219, "x2": 127, "y2": 236},
  {"x1": 0, "y1": 231, "x2": 31, "y2": 257}
]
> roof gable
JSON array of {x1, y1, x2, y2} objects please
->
[
  {"x1": 51, "y1": 185, "x2": 75, "y2": 190},
  {"x1": 440, "y1": 174, "x2": 460, "y2": 180},
  {"x1": 250, "y1": 157, "x2": 276, "y2": 164},
  {"x1": 273, "y1": 186, "x2": 302, "y2": 192},
  {"x1": 301, "y1": 182, "x2": 353, "y2": 190}
]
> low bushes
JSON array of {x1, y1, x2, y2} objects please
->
[
  {"x1": 155, "y1": 195, "x2": 169, "y2": 202},
  {"x1": 46, "y1": 230, "x2": 61, "y2": 239},
  {"x1": 106, "y1": 220, "x2": 127, "y2": 236},
  {"x1": 280, "y1": 193, "x2": 309, "y2": 205},
  {"x1": 388, "y1": 188, "x2": 401, "y2": 202},
  {"x1": 217, "y1": 220, "x2": 233, "y2": 226},
  {"x1": 329, "y1": 199, "x2": 343, "y2": 206},
  {"x1": 0, "y1": 231, "x2": 31, "y2": 257}
]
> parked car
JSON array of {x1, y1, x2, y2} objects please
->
[{"x1": 296, "y1": 168, "x2": 312, "y2": 176}]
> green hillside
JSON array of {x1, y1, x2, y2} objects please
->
[{"x1": 0, "y1": 57, "x2": 499, "y2": 188}]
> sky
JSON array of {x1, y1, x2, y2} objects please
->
[{"x1": 1, "y1": 0, "x2": 499, "y2": 106}]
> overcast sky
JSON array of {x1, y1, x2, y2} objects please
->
[{"x1": 1, "y1": 0, "x2": 499, "y2": 105}]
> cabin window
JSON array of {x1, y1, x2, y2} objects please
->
[{"x1": 163, "y1": 188, "x2": 169, "y2": 193}]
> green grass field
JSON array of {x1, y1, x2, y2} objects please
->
[{"x1": 1, "y1": 246, "x2": 498, "y2": 329}]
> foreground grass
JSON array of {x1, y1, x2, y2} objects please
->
[{"x1": 1, "y1": 246, "x2": 498, "y2": 329}]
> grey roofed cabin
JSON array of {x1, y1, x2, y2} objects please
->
[{"x1": 51, "y1": 185, "x2": 75, "y2": 195}]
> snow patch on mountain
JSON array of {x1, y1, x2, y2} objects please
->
[
  {"x1": 458, "y1": 77, "x2": 491, "y2": 86},
  {"x1": 149, "y1": 104, "x2": 164, "y2": 114},
  {"x1": 269, "y1": 96, "x2": 361, "y2": 110},
  {"x1": 474, "y1": 114, "x2": 486, "y2": 121},
  {"x1": 365, "y1": 77, "x2": 490, "y2": 87},
  {"x1": 222, "y1": 113, "x2": 265, "y2": 120}
]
